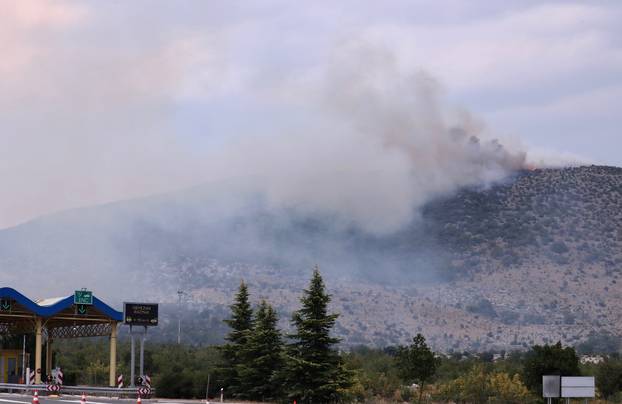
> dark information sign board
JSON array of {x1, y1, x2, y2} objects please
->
[{"x1": 124, "y1": 302, "x2": 159, "y2": 326}]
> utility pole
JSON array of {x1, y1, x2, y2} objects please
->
[{"x1": 177, "y1": 290, "x2": 184, "y2": 345}]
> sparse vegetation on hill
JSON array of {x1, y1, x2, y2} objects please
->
[
  {"x1": 427, "y1": 166, "x2": 622, "y2": 277},
  {"x1": 2, "y1": 165, "x2": 621, "y2": 351},
  {"x1": 154, "y1": 166, "x2": 622, "y2": 351}
]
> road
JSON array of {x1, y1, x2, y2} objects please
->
[
  {"x1": 0, "y1": 393, "x2": 152, "y2": 404},
  {"x1": 0, "y1": 393, "x2": 247, "y2": 404}
]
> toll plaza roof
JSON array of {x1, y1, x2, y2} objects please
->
[{"x1": 0, "y1": 287, "x2": 123, "y2": 338}]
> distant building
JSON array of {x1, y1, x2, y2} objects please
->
[{"x1": 580, "y1": 355, "x2": 604, "y2": 365}]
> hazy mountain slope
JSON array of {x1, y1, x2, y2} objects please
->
[
  {"x1": 1, "y1": 165, "x2": 621, "y2": 351},
  {"x1": 427, "y1": 165, "x2": 622, "y2": 275}
]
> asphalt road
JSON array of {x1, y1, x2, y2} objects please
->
[
  {"x1": 0, "y1": 393, "x2": 151, "y2": 404},
  {"x1": 0, "y1": 393, "x2": 244, "y2": 404}
]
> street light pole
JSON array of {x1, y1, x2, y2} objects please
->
[{"x1": 177, "y1": 290, "x2": 184, "y2": 345}]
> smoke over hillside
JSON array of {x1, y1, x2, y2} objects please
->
[
  {"x1": 201, "y1": 47, "x2": 527, "y2": 234},
  {"x1": 0, "y1": 9, "x2": 542, "y2": 299},
  {"x1": 0, "y1": 45, "x2": 536, "y2": 299},
  {"x1": 0, "y1": 3, "x2": 529, "y2": 235}
]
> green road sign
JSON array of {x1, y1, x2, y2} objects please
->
[
  {"x1": 77, "y1": 304, "x2": 88, "y2": 315},
  {"x1": 74, "y1": 290, "x2": 93, "y2": 305},
  {"x1": 0, "y1": 299, "x2": 11, "y2": 311}
]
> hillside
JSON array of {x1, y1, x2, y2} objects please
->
[{"x1": 1, "y1": 165, "x2": 621, "y2": 351}]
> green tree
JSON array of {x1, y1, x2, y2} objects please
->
[
  {"x1": 220, "y1": 281, "x2": 254, "y2": 397},
  {"x1": 282, "y1": 267, "x2": 353, "y2": 403},
  {"x1": 237, "y1": 300, "x2": 284, "y2": 402},
  {"x1": 522, "y1": 341, "x2": 580, "y2": 395},
  {"x1": 436, "y1": 365, "x2": 534, "y2": 404},
  {"x1": 437, "y1": 364, "x2": 490, "y2": 404},
  {"x1": 397, "y1": 333, "x2": 438, "y2": 404},
  {"x1": 596, "y1": 358, "x2": 622, "y2": 401},
  {"x1": 487, "y1": 372, "x2": 533, "y2": 404}
]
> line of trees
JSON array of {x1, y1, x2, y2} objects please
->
[
  {"x1": 30, "y1": 267, "x2": 622, "y2": 402},
  {"x1": 219, "y1": 267, "x2": 353, "y2": 403}
]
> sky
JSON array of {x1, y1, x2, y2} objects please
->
[{"x1": 1, "y1": 0, "x2": 621, "y2": 229}]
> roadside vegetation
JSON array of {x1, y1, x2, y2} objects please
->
[{"x1": 15, "y1": 268, "x2": 621, "y2": 402}]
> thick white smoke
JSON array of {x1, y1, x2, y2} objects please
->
[{"x1": 208, "y1": 46, "x2": 527, "y2": 234}]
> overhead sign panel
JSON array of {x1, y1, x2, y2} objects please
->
[
  {"x1": 124, "y1": 303, "x2": 158, "y2": 326},
  {"x1": 74, "y1": 290, "x2": 93, "y2": 305}
]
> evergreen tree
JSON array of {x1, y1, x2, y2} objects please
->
[
  {"x1": 522, "y1": 341, "x2": 580, "y2": 395},
  {"x1": 237, "y1": 300, "x2": 284, "y2": 402},
  {"x1": 220, "y1": 281, "x2": 253, "y2": 397},
  {"x1": 396, "y1": 333, "x2": 438, "y2": 404},
  {"x1": 596, "y1": 357, "x2": 622, "y2": 400},
  {"x1": 282, "y1": 267, "x2": 353, "y2": 403}
]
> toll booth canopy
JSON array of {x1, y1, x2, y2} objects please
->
[{"x1": 0, "y1": 288, "x2": 121, "y2": 386}]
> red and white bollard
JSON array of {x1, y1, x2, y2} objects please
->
[
  {"x1": 117, "y1": 374, "x2": 124, "y2": 388},
  {"x1": 32, "y1": 391, "x2": 39, "y2": 404},
  {"x1": 136, "y1": 394, "x2": 142, "y2": 404},
  {"x1": 80, "y1": 393, "x2": 86, "y2": 404}
]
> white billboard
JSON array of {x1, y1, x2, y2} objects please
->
[{"x1": 561, "y1": 376, "x2": 595, "y2": 398}]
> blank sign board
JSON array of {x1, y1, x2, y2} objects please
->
[
  {"x1": 543, "y1": 375, "x2": 560, "y2": 398},
  {"x1": 561, "y1": 376, "x2": 595, "y2": 398}
]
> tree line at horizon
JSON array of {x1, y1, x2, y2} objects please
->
[{"x1": 6, "y1": 268, "x2": 622, "y2": 402}]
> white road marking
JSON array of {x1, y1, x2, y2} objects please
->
[
  {"x1": 55, "y1": 400, "x2": 115, "y2": 404},
  {"x1": 0, "y1": 399, "x2": 32, "y2": 404}
]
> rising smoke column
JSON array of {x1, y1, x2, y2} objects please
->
[{"x1": 214, "y1": 46, "x2": 527, "y2": 234}]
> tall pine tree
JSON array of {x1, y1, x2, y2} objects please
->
[
  {"x1": 237, "y1": 300, "x2": 284, "y2": 402},
  {"x1": 396, "y1": 333, "x2": 438, "y2": 404},
  {"x1": 282, "y1": 267, "x2": 353, "y2": 403},
  {"x1": 220, "y1": 281, "x2": 254, "y2": 397}
]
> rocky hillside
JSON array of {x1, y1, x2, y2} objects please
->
[
  {"x1": 1, "y1": 165, "x2": 621, "y2": 351},
  {"x1": 150, "y1": 166, "x2": 622, "y2": 351},
  {"x1": 428, "y1": 165, "x2": 622, "y2": 276}
]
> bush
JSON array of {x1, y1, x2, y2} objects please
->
[
  {"x1": 467, "y1": 298, "x2": 497, "y2": 318},
  {"x1": 551, "y1": 241, "x2": 569, "y2": 254}
]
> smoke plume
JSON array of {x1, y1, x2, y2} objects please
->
[{"x1": 207, "y1": 46, "x2": 527, "y2": 234}]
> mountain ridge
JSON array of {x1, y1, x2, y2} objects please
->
[{"x1": 1, "y1": 165, "x2": 621, "y2": 351}]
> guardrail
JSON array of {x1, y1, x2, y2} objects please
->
[{"x1": 0, "y1": 383, "x2": 155, "y2": 398}]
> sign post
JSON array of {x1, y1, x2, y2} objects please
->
[
  {"x1": 130, "y1": 325, "x2": 135, "y2": 387},
  {"x1": 124, "y1": 303, "x2": 158, "y2": 389}
]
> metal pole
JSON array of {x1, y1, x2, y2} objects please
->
[
  {"x1": 139, "y1": 327, "x2": 146, "y2": 378},
  {"x1": 206, "y1": 374, "x2": 210, "y2": 402},
  {"x1": 130, "y1": 326, "x2": 135, "y2": 387},
  {"x1": 22, "y1": 335, "x2": 26, "y2": 384},
  {"x1": 177, "y1": 290, "x2": 183, "y2": 345}
]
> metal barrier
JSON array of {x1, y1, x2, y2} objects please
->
[{"x1": 0, "y1": 383, "x2": 155, "y2": 398}]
